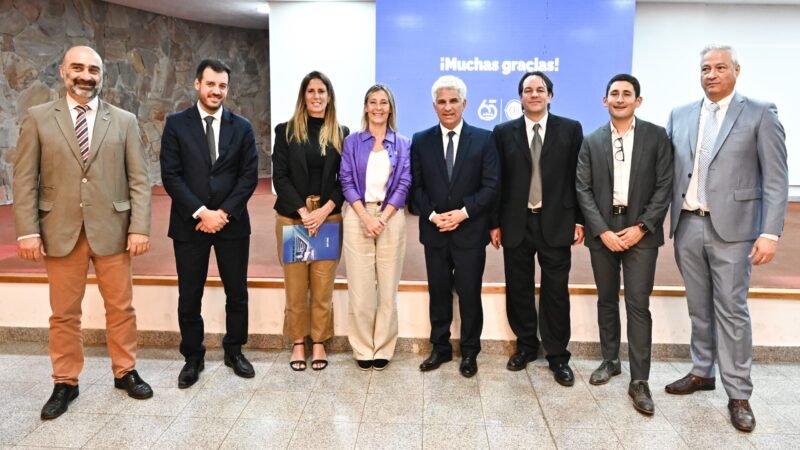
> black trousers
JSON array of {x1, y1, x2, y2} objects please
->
[
  {"x1": 424, "y1": 244, "x2": 486, "y2": 357},
  {"x1": 589, "y1": 214, "x2": 657, "y2": 381},
  {"x1": 174, "y1": 237, "x2": 250, "y2": 362},
  {"x1": 503, "y1": 212, "x2": 572, "y2": 366}
]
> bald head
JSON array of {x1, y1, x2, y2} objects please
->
[{"x1": 60, "y1": 46, "x2": 103, "y2": 103}]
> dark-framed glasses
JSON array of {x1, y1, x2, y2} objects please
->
[{"x1": 613, "y1": 137, "x2": 624, "y2": 162}]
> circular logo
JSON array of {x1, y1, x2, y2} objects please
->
[
  {"x1": 477, "y1": 99, "x2": 498, "y2": 121},
  {"x1": 504, "y1": 99, "x2": 523, "y2": 120}
]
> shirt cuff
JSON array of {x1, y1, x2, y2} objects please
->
[
  {"x1": 17, "y1": 234, "x2": 40, "y2": 240},
  {"x1": 576, "y1": 224, "x2": 584, "y2": 228},
  {"x1": 192, "y1": 206, "x2": 208, "y2": 219},
  {"x1": 760, "y1": 233, "x2": 779, "y2": 241},
  {"x1": 428, "y1": 211, "x2": 437, "y2": 222},
  {"x1": 461, "y1": 207, "x2": 469, "y2": 219}
]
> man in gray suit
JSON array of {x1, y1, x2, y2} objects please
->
[
  {"x1": 665, "y1": 45, "x2": 788, "y2": 432},
  {"x1": 576, "y1": 74, "x2": 673, "y2": 415}
]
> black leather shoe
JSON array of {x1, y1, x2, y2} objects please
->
[
  {"x1": 225, "y1": 353, "x2": 255, "y2": 378},
  {"x1": 507, "y1": 351, "x2": 537, "y2": 371},
  {"x1": 589, "y1": 359, "x2": 622, "y2": 385},
  {"x1": 459, "y1": 356, "x2": 478, "y2": 378},
  {"x1": 628, "y1": 380, "x2": 655, "y2": 415},
  {"x1": 357, "y1": 360, "x2": 374, "y2": 371},
  {"x1": 419, "y1": 352, "x2": 453, "y2": 372},
  {"x1": 178, "y1": 360, "x2": 204, "y2": 389},
  {"x1": 41, "y1": 383, "x2": 79, "y2": 420},
  {"x1": 373, "y1": 359, "x2": 389, "y2": 371},
  {"x1": 551, "y1": 363, "x2": 575, "y2": 386},
  {"x1": 114, "y1": 370, "x2": 153, "y2": 399}
]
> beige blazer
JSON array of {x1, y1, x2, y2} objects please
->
[{"x1": 13, "y1": 97, "x2": 151, "y2": 257}]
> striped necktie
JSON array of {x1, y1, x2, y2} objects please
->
[{"x1": 74, "y1": 104, "x2": 91, "y2": 162}]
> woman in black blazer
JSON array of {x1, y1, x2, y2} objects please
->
[{"x1": 272, "y1": 71, "x2": 349, "y2": 371}]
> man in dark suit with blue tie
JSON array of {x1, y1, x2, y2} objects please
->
[
  {"x1": 412, "y1": 75, "x2": 499, "y2": 377},
  {"x1": 665, "y1": 45, "x2": 788, "y2": 432},
  {"x1": 160, "y1": 59, "x2": 259, "y2": 388}
]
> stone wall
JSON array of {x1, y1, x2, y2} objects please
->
[{"x1": 0, "y1": 0, "x2": 271, "y2": 204}]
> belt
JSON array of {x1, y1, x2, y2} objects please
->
[
  {"x1": 366, "y1": 201, "x2": 383, "y2": 207},
  {"x1": 612, "y1": 205, "x2": 627, "y2": 216},
  {"x1": 528, "y1": 207, "x2": 542, "y2": 214},
  {"x1": 683, "y1": 209, "x2": 710, "y2": 217}
]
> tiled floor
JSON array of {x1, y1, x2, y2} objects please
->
[{"x1": 1, "y1": 342, "x2": 799, "y2": 449}]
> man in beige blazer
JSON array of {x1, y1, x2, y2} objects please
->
[{"x1": 13, "y1": 46, "x2": 153, "y2": 420}]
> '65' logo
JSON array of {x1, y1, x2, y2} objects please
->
[{"x1": 477, "y1": 99, "x2": 498, "y2": 121}]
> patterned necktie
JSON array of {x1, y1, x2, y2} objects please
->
[
  {"x1": 445, "y1": 130, "x2": 455, "y2": 180},
  {"x1": 204, "y1": 116, "x2": 216, "y2": 165},
  {"x1": 697, "y1": 102, "x2": 720, "y2": 207},
  {"x1": 74, "y1": 104, "x2": 90, "y2": 162},
  {"x1": 528, "y1": 123, "x2": 543, "y2": 206}
]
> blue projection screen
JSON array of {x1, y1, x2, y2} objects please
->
[{"x1": 376, "y1": 0, "x2": 635, "y2": 135}]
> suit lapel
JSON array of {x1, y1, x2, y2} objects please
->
[
  {"x1": 688, "y1": 100, "x2": 702, "y2": 161},
  {"x1": 53, "y1": 98, "x2": 85, "y2": 167},
  {"x1": 186, "y1": 106, "x2": 212, "y2": 167},
  {"x1": 540, "y1": 114, "x2": 559, "y2": 160},
  {"x1": 216, "y1": 108, "x2": 235, "y2": 164},
  {"x1": 627, "y1": 120, "x2": 645, "y2": 198},
  {"x1": 711, "y1": 93, "x2": 745, "y2": 161},
  {"x1": 512, "y1": 117, "x2": 532, "y2": 166},
  {"x1": 85, "y1": 101, "x2": 112, "y2": 170},
  {"x1": 599, "y1": 125, "x2": 614, "y2": 179},
  {"x1": 450, "y1": 123, "x2": 471, "y2": 184},
  {"x1": 429, "y1": 126, "x2": 449, "y2": 183}
]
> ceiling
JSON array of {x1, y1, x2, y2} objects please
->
[{"x1": 100, "y1": 0, "x2": 372, "y2": 30}]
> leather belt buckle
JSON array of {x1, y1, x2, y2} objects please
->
[
  {"x1": 528, "y1": 207, "x2": 542, "y2": 214},
  {"x1": 612, "y1": 205, "x2": 627, "y2": 216},
  {"x1": 685, "y1": 209, "x2": 710, "y2": 217}
]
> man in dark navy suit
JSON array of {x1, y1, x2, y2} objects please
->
[
  {"x1": 160, "y1": 59, "x2": 259, "y2": 388},
  {"x1": 411, "y1": 75, "x2": 499, "y2": 378}
]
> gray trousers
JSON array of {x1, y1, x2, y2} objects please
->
[
  {"x1": 674, "y1": 212, "x2": 754, "y2": 400},
  {"x1": 589, "y1": 215, "x2": 657, "y2": 381}
]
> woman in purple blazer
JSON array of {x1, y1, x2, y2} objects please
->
[{"x1": 339, "y1": 84, "x2": 411, "y2": 371}]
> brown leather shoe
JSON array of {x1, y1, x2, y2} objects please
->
[
  {"x1": 664, "y1": 373, "x2": 715, "y2": 395},
  {"x1": 728, "y1": 399, "x2": 756, "y2": 432}
]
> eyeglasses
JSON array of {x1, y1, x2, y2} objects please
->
[{"x1": 613, "y1": 137, "x2": 624, "y2": 162}]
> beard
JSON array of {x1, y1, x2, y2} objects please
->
[{"x1": 70, "y1": 81, "x2": 100, "y2": 100}]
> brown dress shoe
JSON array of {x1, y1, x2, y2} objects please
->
[
  {"x1": 664, "y1": 373, "x2": 715, "y2": 395},
  {"x1": 728, "y1": 399, "x2": 756, "y2": 432}
]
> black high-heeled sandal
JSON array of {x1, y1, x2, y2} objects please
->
[
  {"x1": 289, "y1": 342, "x2": 307, "y2": 371},
  {"x1": 311, "y1": 342, "x2": 328, "y2": 371}
]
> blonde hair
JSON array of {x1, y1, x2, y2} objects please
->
[
  {"x1": 286, "y1": 71, "x2": 344, "y2": 155},
  {"x1": 361, "y1": 84, "x2": 397, "y2": 132}
]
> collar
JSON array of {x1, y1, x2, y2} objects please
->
[
  {"x1": 359, "y1": 127, "x2": 396, "y2": 144},
  {"x1": 197, "y1": 102, "x2": 223, "y2": 122},
  {"x1": 66, "y1": 95, "x2": 99, "y2": 112},
  {"x1": 703, "y1": 91, "x2": 735, "y2": 109},
  {"x1": 610, "y1": 117, "x2": 636, "y2": 138},
  {"x1": 440, "y1": 120, "x2": 464, "y2": 137},
  {"x1": 523, "y1": 112, "x2": 548, "y2": 131}
]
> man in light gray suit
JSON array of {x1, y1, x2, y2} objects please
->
[
  {"x1": 665, "y1": 45, "x2": 788, "y2": 432},
  {"x1": 576, "y1": 74, "x2": 673, "y2": 415}
]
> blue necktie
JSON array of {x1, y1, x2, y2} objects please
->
[
  {"x1": 445, "y1": 130, "x2": 455, "y2": 180},
  {"x1": 697, "y1": 102, "x2": 720, "y2": 207}
]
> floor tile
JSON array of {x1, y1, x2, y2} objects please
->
[
  {"x1": 200, "y1": 361, "x2": 270, "y2": 392},
  {"x1": 422, "y1": 424, "x2": 489, "y2": 449},
  {"x1": 678, "y1": 431, "x2": 754, "y2": 449},
  {"x1": 289, "y1": 420, "x2": 360, "y2": 449},
  {"x1": 68, "y1": 383, "x2": 130, "y2": 415},
  {"x1": 539, "y1": 395, "x2": 611, "y2": 430},
  {"x1": 314, "y1": 366, "x2": 372, "y2": 393},
  {"x1": 485, "y1": 425, "x2": 556, "y2": 449},
  {"x1": 423, "y1": 393, "x2": 484, "y2": 425},
  {"x1": 615, "y1": 429, "x2": 688, "y2": 449},
  {"x1": 423, "y1": 369, "x2": 479, "y2": 396},
  {"x1": 239, "y1": 390, "x2": 309, "y2": 421},
  {"x1": 0, "y1": 382, "x2": 38, "y2": 415},
  {"x1": 219, "y1": 418, "x2": 296, "y2": 449},
  {"x1": 151, "y1": 416, "x2": 235, "y2": 450},
  {"x1": 369, "y1": 368, "x2": 424, "y2": 395},
  {"x1": 83, "y1": 414, "x2": 173, "y2": 449},
  {"x1": 118, "y1": 386, "x2": 197, "y2": 416},
  {"x1": 180, "y1": 385, "x2": 255, "y2": 418},
  {"x1": 0, "y1": 411, "x2": 41, "y2": 445},
  {"x1": 658, "y1": 398, "x2": 732, "y2": 432},
  {"x1": 747, "y1": 433, "x2": 800, "y2": 449},
  {"x1": 596, "y1": 397, "x2": 674, "y2": 431},
  {"x1": 257, "y1": 363, "x2": 320, "y2": 392},
  {"x1": 356, "y1": 422, "x2": 422, "y2": 449},
  {"x1": 362, "y1": 393, "x2": 423, "y2": 424},
  {"x1": 300, "y1": 391, "x2": 366, "y2": 423},
  {"x1": 549, "y1": 428, "x2": 623, "y2": 449},
  {"x1": 477, "y1": 371, "x2": 536, "y2": 398},
  {"x1": 481, "y1": 395, "x2": 546, "y2": 428},
  {"x1": 18, "y1": 412, "x2": 111, "y2": 448},
  {"x1": 136, "y1": 360, "x2": 221, "y2": 389},
  {"x1": 752, "y1": 379, "x2": 800, "y2": 405},
  {"x1": 709, "y1": 397, "x2": 800, "y2": 435},
  {"x1": 773, "y1": 404, "x2": 800, "y2": 429}
]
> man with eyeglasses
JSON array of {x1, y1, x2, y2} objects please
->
[{"x1": 576, "y1": 74, "x2": 673, "y2": 414}]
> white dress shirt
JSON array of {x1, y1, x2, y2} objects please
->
[
  {"x1": 524, "y1": 113, "x2": 548, "y2": 209},
  {"x1": 611, "y1": 118, "x2": 635, "y2": 207}
]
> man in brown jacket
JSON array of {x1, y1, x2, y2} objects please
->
[{"x1": 13, "y1": 46, "x2": 153, "y2": 420}]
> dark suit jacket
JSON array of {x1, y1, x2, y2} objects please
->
[
  {"x1": 410, "y1": 121, "x2": 499, "y2": 249},
  {"x1": 492, "y1": 114, "x2": 584, "y2": 248},
  {"x1": 576, "y1": 118, "x2": 673, "y2": 250},
  {"x1": 160, "y1": 105, "x2": 259, "y2": 242},
  {"x1": 272, "y1": 121, "x2": 349, "y2": 218}
]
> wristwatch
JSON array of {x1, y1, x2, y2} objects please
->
[{"x1": 637, "y1": 221, "x2": 649, "y2": 233}]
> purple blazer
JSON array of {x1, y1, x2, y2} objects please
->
[{"x1": 340, "y1": 128, "x2": 412, "y2": 210}]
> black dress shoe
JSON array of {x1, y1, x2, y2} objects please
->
[
  {"x1": 628, "y1": 380, "x2": 655, "y2": 415},
  {"x1": 373, "y1": 359, "x2": 389, "y2": 371},
  {"x1": 459, "y1": 356, "x2": 478, "y2": 378},
  {"x1": 225, "y1": 352, "x2": 255, "y2": 378},
  {"x1": 551, "y1": 363, "x2": 575, "y2": 386},
  {"x1": 357, "y1": 360, "x2": 374, "y2": 371},
  {"x1": 114, "y1": 370, "x2": 153, "y2": 399},
  {"x1": 419, "y1": 352, "x2": 453, "y2": 372},
  {"x1": 178, "y1": 360, "x2": 204, "y2": 389},
  {"x1": 41, "y1": 383, "x2": 79, "y2": 420},
  {"x1": 507, "y1": 351, "x2": 537, "y2": 371}
]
